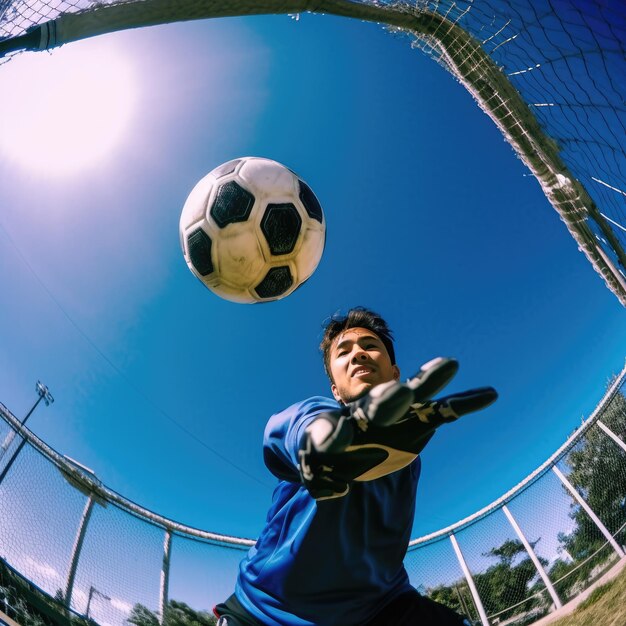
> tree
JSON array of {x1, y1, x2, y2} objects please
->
[
  {"x1": 128, "y1": 600, "x2": 217, "y2": 626},
  {"x1": 0, "y1": 558, "x2": 89, "y2": 626},
  {"x1": 555, "y1": 387, "x2": 626, "y2": 585},
  {"x1": 423, "y1": 538, "x2": 549, "y2": 625},
  {"x1": 427, "y1": 581, "x2": 473, "y2": 618},
  {"x1": 473, "y1": 538, "x2": 548, "y2": 623},
  {"x1": 164, "y1": 600, "x2": 217, "y2": 626},
  {"x1": 128, "y1": 604, "x2": 160, "y2": 626}
]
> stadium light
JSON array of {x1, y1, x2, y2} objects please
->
[
  {"x1": 35, "y1": 380, "x2": 54, "y2": 407},
  {"x1": 0, "y1": 380, "x2": 53, "y2": 484}
]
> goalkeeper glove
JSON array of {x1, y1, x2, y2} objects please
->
[{"x1": 406, "y1": 386, "x2": 498, "y2": 427}]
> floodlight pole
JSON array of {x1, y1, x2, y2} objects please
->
[
  {"x1": 85, "y1": 585, "x2": 111, "y2": 620},
  {"x1": 0, "y1": 381, "x2": 54, "y2": 485}
]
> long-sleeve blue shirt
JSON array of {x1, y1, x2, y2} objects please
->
[{"x1": 234, "y1": 396, "x2": 421, "y2": 626}]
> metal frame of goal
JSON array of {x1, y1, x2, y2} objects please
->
[{"x1": 1, "y1": 0, "x2": 626, "y2": 305}]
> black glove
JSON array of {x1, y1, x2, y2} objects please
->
[
  {"x1": 347, "y1": 356, "x2": 460, "y2": 430},
  {"x1": 406, "y1": 387, "x2": 499, "y2": 427},
  {"x1": 297, "y1": 410, "x2": 354, "y2": 500}
]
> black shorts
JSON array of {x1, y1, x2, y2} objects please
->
[
  {"x1": 214, "y1": 589, "x2": 470, "y2": 625},
  {"x1": 365, "y1": 589, "x2": 470, "y2": 626}
]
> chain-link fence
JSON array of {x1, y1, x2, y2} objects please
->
[
  {"x1": 1, "y1": 365, "x2": 625, "y2": 626},
  {"x1": 404, "y1": 365, "x2": 626, "y2": 625}
]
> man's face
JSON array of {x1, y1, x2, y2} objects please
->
[{"x1": 329, "y1": 327, "x2": 400, "y2": 404}]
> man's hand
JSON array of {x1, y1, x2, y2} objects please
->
[
  {"x1": 347, "y1": 357, "x2": 459, "y2": 430},
  {"x1": 406, "y1": 357, "x2": 460, "y2": 404},
  {"x1": 407, "y1": 387, "x2": 498, "y2": 426},
  {"x1": 298, "y1": 410, "x2": 354, "y2": 500}
]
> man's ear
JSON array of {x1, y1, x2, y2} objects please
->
[
  {"x1": 393, "y1": 365, "x2": 400, "y2": 381},
  {"x1": 331, "y1": 383, "x2": 343, "y2": 403}
]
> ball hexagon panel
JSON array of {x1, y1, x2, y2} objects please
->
[
  {"x1": 239, "y1": 158, "x2": 298, "y2": 197},
  {"x1": 215, "y1": 227, "x2": 266, "y2": 288},
  {"x1": 261, "y1": 203, "x2": 302, "y2": 256},
  {"x1": 180, "y1": 174, "x2": 213, "y2": 229},
  {"x1": 187, "y1": 228, "x2": 213, "y2": 276},
  {"x1": 299, "y1": 180, "x2": 323, "y2": 223},
  {"x1": 294, "y1": 226, "x2": 326, "y2": 281},
  {"x1": 255, "y1": 266, "x2": 293, "y2": 299},
  {"x1": 211, "y1": 158, "x2": 241, "y2": 179},
  {"x1": 210, "y1": 181, "x2": 255, "y2": 228}
]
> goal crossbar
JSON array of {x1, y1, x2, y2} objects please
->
[{"x1": 1, "y1": 0, "x2": 625, "y2": 304}]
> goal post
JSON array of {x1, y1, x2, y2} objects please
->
[{"x1": 2, "y1": 0, "x2": 625, "y2": 304}]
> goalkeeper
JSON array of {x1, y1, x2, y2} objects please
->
[{"x1": 214, "y1": 307, "x2": 497, "y2": 626}]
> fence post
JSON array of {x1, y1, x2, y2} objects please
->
[
  {"x1": 159, "y1": 530, "x2": 172, "y2": 624},
  {"x1": 597, "y1": 420, "x2": 626, "y2": 454},
  {"x1": 65, "y1": 495, "x2": 95, "y2": 610},
  {"x1": 449, "y1": 533, "x2": 490, "y2": 625},
  {"x1": 552, "y1": 465, "x2": 625, "y2": 558},
  {"x1": 502, "y1": 505, "x2": 562, "y2": 609}
]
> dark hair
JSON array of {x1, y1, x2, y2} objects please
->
[{"x1": 320, "y1": 307, "x2": 396, "y2": 381}]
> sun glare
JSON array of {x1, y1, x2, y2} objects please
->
[{"x1": 0, "y1": 40, "x2": 137, "y2": 176}]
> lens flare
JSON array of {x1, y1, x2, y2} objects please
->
[{"x1": 0, "y1": 39, "x2": 137, "y2": 176}]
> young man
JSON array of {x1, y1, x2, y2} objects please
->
[{"x1": 215, "y1": 308, "x2": 497, "y2": 626}]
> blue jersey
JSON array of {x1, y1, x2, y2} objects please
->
[{"x1": 235, "y1": 397, "x2": 421, "y2": 626}]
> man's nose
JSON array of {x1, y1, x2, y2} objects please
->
[{"x1": 351, "y1": 349, "x2": 369, "y2": 363}]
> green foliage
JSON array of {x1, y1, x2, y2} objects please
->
[
  {"x1": 551, "y1": 389, "x2": 626, "y2": 593},
  {"x1": 485, "y1": 538, "x2": 534, "y2": 567},
  {"x1": 128, "y1": 604, "x2": 160, "y2": 626},
  {"x1": 0, "y1": 559, "x2": 88, "y2": 626},
  {"x1": 427, "y1": 582, "x2": 465, "y2": 615},
  {"x1": 128, "y1": 600, "x2": 217, "y2": 626},
  {"x1": 473, "y1": 538, "x2": 547, "y2": 621},
  {"x1": 548, "y1": 557, "x2": 582, "y2": 600},
  {"x1": 424, "y1": 538, "x2": 550, "y2": 624},
  {"x1": 6, "y1": 593, "x2": 48, "y2": 626},
  {"x1": 165, "y1": 600, "x2": 218, "y2": 626}
]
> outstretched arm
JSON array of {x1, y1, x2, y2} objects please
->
[{"x1": 298, "y1": 358, "x2": 497, "y2": 500}]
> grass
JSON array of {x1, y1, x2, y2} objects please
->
[{"x1": 547, "y1": 565, "x2": 626, "y2": 626}]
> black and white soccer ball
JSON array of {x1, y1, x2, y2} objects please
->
[{"x1": 179, "y1": 157, "x2": 326, "y2": 303}]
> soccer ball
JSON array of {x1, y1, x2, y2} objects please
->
[{"x1": 179, "y1": 157, "x2": 326, "y2": 303}]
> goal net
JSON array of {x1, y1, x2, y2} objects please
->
[{"x1": 1, "y1": 0, "x2": 625, "y2": 305}]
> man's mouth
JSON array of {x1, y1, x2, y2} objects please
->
[{"x1": 352, "y1": 366, "x2": 374, "y2": 378}]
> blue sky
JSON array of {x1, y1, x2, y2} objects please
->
[{"x1": 0, "y1": 9, "x2": 624, "y2": 555}]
